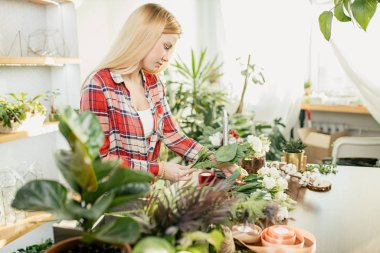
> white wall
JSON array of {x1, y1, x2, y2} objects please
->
[{"x1": 76, "y1": 0, "x2": 199, "y2": 83}]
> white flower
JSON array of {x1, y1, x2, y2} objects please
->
[
  {"x1": 258, "y1": 166, "x2": 270, "y2": 176},
  {"x1": 269, "y1": 167, "x2": 281, "y2": 178},
  {"x1": 228, "y1": 137, "x2": 237, "y2": 144},
  {"x1": 263, "y1": 176, "x2": 276, "y2": 190},
  {"x1": 209, "y1": 132, "x2": 223, "y2": 147},
  {"x1": 247, "y1": 135, "x2": 263, "y2": 152},
  {"x1": 277, "y1": 206, "x2": 289, "y2": 221},
  {"x1": 275, "y1": 192, "x2": 287, "y2": 201},
  {"x1": 277, "y1": 177, "x2": 288, "y2": 190}
]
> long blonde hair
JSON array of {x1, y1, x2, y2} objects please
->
[{"x1": 97, "y1": 3, "x2": 181, "y2": 75}]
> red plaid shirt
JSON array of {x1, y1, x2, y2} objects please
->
[{"x1": 80, "y1": 69, "x2": 203, "y2": 176}]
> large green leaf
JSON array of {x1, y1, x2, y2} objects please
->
[
  {"x1": 92, "y1": 159, "x2": 121, "y2": 181},
  {"x1": 59, "y1": 107, "x2": 104, "y2": 159},
  {"x1": 55, "y1": 143, "x2": 98, "y2": 193},
  {"x1": 319, "y1": 11, "x2": 334, "y2": 41},
  {"x1": 215, "y1": 144, "x2": 238, "y2": 162},
  {"x1": 12, "y1": 180, "x2": 73, "y2": 219},
  {"x1": 351, "y1": 0, "x2": 377, "y2": 31},
  {"x1": 132, "y1": 237, "x2": 175, "y2": 253},
  {"x1": 180, "y1": 230, "x2": 224, "y2": 252},
  {"x1": 110, "y1": 182, "x2": 151, "y2": 208},
  {"x1": 334, "y1": 3, "x2": 352, "y2": 21},
  {"x1": 84, "y1": 169, "x2": 153, "y2": 203},
  {"x1": 84, "y1": 217, "x2": 140, "y2": 245}
]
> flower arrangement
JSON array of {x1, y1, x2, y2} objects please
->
[
  {"x1": 232, "y1": 167, "x2": 296, "y2": 223},
  {"x1": 207, "y1": 129, "x2": 270, "y2": 158},
  {"x1": 279, "y1": 163, "x2": 337, "y2": 187}
]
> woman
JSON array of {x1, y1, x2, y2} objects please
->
[{"x1": 81, "y1": 3, "x2": 237, "y2": 181}]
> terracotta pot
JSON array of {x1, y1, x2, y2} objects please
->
[
  {"x1": 241, "y1": 156, "x2": 265, "y2": 174},
  {"x1": 45, "y1": 236, "x2": 131, "y2": 253}
]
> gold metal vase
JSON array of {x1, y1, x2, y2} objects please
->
[{"x1": 284, "y1": 151, "x2": 305, "y2": 172}]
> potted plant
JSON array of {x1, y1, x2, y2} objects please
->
[
  {"x1": 0, "y1": 92, "x2": 46, "y2": 133},
  {"x1": 11, "y1": 107, "x2": 153, "y2": 253},
  {"x1": 282, "y1": 138, "x2": 307, "y2": 172},
  {"x1": 125, "y1": 180, "x2": 235, "y2": 252}
]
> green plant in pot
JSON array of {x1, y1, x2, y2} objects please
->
[
  {"x1": 0, "y1": 92, "x2": 46, "y2": 133},
  {"x1": 11, "y1": 107, "x2": 153, "y2": 253},
  {"x1": 282, "y1": 138, "x2": 307, "y2": 172},
  {"x1": 125, "y1": 181, "x2": 236, "y2": 253}
]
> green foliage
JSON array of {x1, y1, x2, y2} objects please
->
[
  {"x1": 12, "y1": 239, "x2": 53, "y2": 253},
  {"x1": 235, "y1": 55, "x2": 265, "y2": 114},
  {"x1": 12, "y1": 107, "x2": 153, "y2": 246},
  {"x1": 256, "y1": 118, "x2": 287, "y2": 161},
  {"x1": 191, "y1": 144, "x2": 255, "y2": 170},
  {"x1": 128, "y1": 181, "x2": 236, "y2": 238},
  {"x1": 133, "y1": 237, "x2": 175, "y2": 253},
  {"x1": 319, "y1": 0, "x2": 378, "y2": 41},
  {"x1": 306, "y1": 163, "x2": 338, "y2": 175},
  {"x1": 169, "y1": 49, "x2": 227, "y2": 139},
  {"x1": 282, "y1": 138, "x2": 307, "y2": 153},
  {"x1": 0, "y1": 92, "x2": 46, "y2": 128}
]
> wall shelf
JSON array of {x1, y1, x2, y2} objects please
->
[
  {"x1": 301, "y1": 103, "x2": 370, "y2": 115},
  {"x1": 0, "y1": 211, "x2": 53, "y2": 249},
  {"x1": 28, "y1": 0, "x2": 74, "y2": 5},
  {"x1": 0, "y1": 122, "x2": 59, "y2": 144},
  {"x1": 0, "y1": 57, "x2": 80, "y2": 67}
]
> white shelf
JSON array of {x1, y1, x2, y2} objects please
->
[
  {"x1": 0, "y1": 57, "x2": 80, "y2": 67},
  {"x1": 0, "y1": 122, "x2": 59, "y2": 144}
]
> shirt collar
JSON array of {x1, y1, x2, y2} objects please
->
[{"x1": 110, "y1": 70, "x2": 147, "y2": 85}]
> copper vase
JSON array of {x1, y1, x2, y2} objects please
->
[{"x1": 241, "y1": 156, "x2": 265, "y2": 174}]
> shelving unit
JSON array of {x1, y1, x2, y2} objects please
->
[
  {"x1": 0, "y1": 56, "x2": 80, "y2": 66},
  {"x1": 0, "y1": 122, "x2": 59, "y2": 144},
  {"x1": 0, "y1": 212, "x2": 54, "y2": 249},
  {"x1": 0, "y1": 0, "x2": 80, "y2": 249},
  {"x1": 28, "y1": 0, "x2": 75, "y2": 6},
  {"x1": 301, "y1": 103, "x2": 370, "y2": 114}
]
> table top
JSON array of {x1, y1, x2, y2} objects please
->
[{"x1": 288, "y1": 165, "x2": 380, "y2": 253}]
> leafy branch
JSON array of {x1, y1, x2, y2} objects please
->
[{"x1": 319, "y1": 0, "x2": 378, "y2": 41}]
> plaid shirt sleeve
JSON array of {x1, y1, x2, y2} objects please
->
[
  {"x1": 80, "y1": 74, "x2": 159, "y2": 175},
  {"x1": 160, "y1": 82, "x2": 204, "y2": 162}
]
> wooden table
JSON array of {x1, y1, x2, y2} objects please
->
[{"x1": 288, "y1": 165, "x2": 380, "y2": 253}]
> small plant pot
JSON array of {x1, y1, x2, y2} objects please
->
[
  {"x1": 198, "y1": 170, "x2": 215, "y2": 186},
  {"x1": 45, "y1": 236, "x2": 131, "y2": 253},
  {"x1": 0, "y1": 113, "x2": 46, "y2": 133},
  {"x1": 283, "y1": 151, "x2": 306, "y2": 172},
  {"x1": 240, "y1": 156, "x2": 265, "y2": 174}
]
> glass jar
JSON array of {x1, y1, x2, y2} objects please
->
[{"x1": 0, "y1": 167, "x2": 17, "y2": 225}]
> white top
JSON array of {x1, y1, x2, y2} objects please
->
[{"x1": 137, "y1": 109, "x2": 154, "y2": 137}]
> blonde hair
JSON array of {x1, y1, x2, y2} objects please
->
[{"x1": 97, "y1": 3, "x2": 181, "y2": 75}]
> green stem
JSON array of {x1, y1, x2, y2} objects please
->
[{"x1": 235, "y1": 54, "x2": 251, "y2": 114}]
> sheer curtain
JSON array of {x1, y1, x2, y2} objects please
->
[
  {"x1": 220, "y1": 0, "x2": 312, "y2": 137},
  {"x1": 330, "y1": 16, "x2": 380, "y2": 124}
]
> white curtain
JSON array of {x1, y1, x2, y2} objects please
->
[
  {"x1": 329, "y1": 15, "x2": 380, "y2": 125},
  {"x1": 219, "y1": 0, "x2": 312, "y2": 137}
]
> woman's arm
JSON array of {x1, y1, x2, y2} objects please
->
[{"x1": 159, "y1": 81, "x2": 204, "y2": 162}]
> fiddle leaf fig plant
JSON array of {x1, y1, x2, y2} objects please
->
[{"x1": 12, "y1": 107, "x2": 153, "y2": 247}]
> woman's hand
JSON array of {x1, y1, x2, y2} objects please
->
[
  {"x1": 217, "y1": 163, "x2": 248, "y2": 178},
  {"x1": 158, "y1": 162, "x2": 197, "y2": 182}
]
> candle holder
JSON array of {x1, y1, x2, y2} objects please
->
[{"x1": 232, "y1": 223, "x2": 262, "y2": 244}]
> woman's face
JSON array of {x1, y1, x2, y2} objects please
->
[{"x1": 142, "y1": 34, "x2": 178, "y2": 73}]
